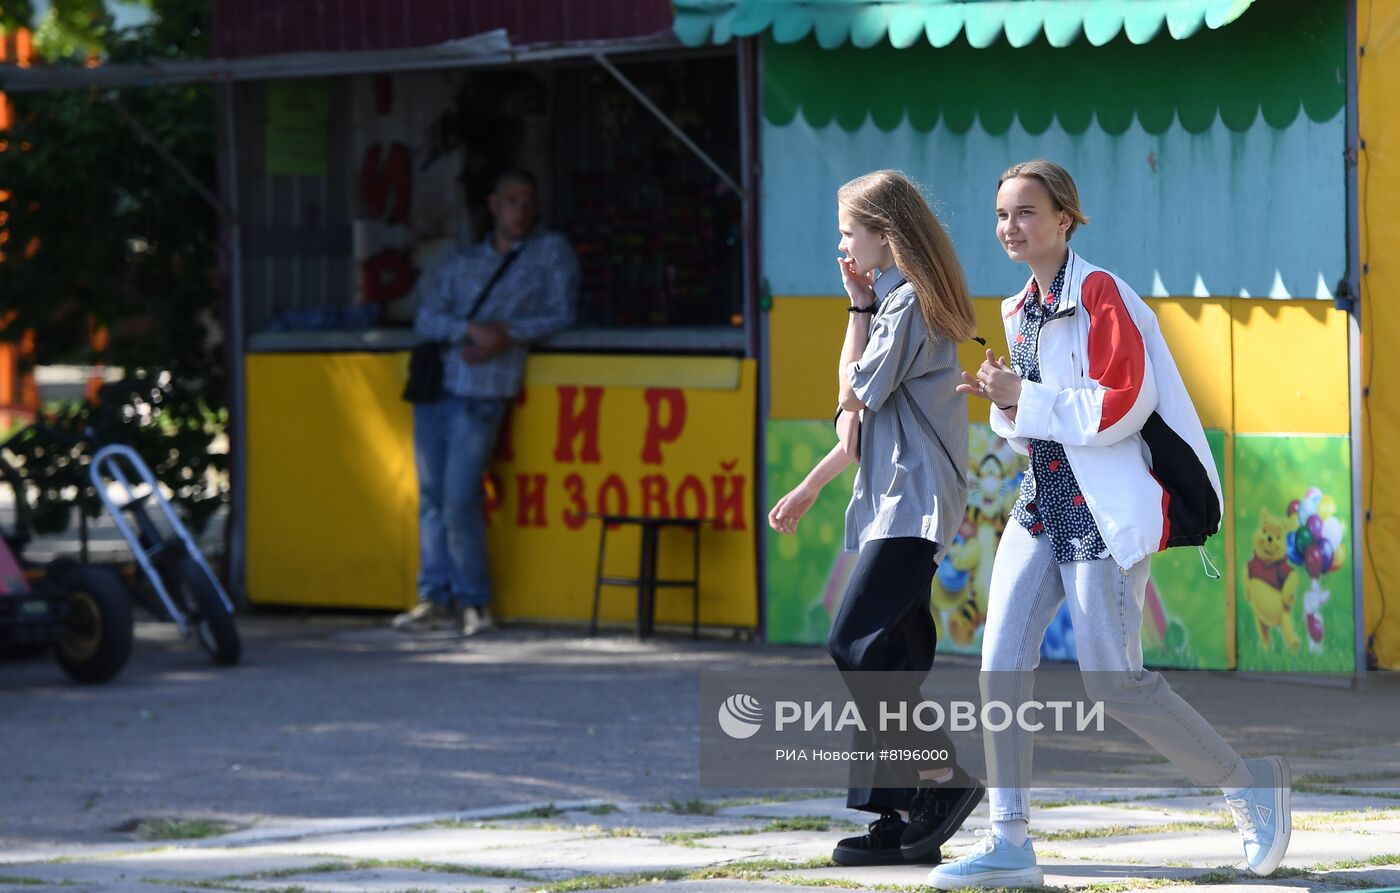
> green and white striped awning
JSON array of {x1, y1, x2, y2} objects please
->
[{"x1": 673, "y1": 0, "x2": 1257, "y2": 49}]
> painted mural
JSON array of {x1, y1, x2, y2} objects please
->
[
  {"x1": 765, "y1": 422, "x2": 1027, "y2": 653},
  {"x1": 766, "y1": 420, "x2": 1234, "y2": 671},
  {"x1": 1234, "y1": 435, "x2": 1355, "y2": 672},
  {"x1": 759, "y1": 0, "x2": 1345, "y2": 301},
  {"x1": 764, "y1": 420, "x2": 859, "y2": 645},
  {"x1": 1040, "y1": 431, "x2": 1233, "y2": 670}
]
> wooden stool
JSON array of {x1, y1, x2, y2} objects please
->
[{"x1": 589, "y1": 515, "x2": 701, "y2": 639}]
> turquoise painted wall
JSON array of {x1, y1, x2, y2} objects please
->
[{"x1": 760, "y1": 1, "x2": 1345, "y2": 300}]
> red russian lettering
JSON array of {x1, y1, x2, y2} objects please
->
[
  {"x1": 553, "y1": 386, "x2": 604, "y2": 463},
  {"x1": 562, "y1": 473, "x2": 588, "y2": 530},
  {"x1": 360, "y1": 143, "x2": 412, "y2": 224},
  {"x1": 641, "y1": 388, "x2": 687, "y2": 465},
  {"x1": 640, "y1": 475, "x2": 671, "y2": 518},
  {"x1": 516, "y1": 474, "x2": 547, "y2": 528},
  {"x1": 712, "y1": 474, "x2": 748, "y2": 531},
  {"x1": 675, "y1": 475, "x2": 708, "y2": 520},
  {"x1": 598, "y1": 474, "x2": 629, "y2": 519}
]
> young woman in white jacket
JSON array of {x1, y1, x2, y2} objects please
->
[{"x1": 928, "y1": 160, "x2": 1292, "y2": 888}]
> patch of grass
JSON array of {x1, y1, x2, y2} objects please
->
[
  {"x1": 686, "y1": 855, "x2": 837, "y2": 880},
  {"x1": 1269, "y1": 866, "x2": 1388, "y2": 889},
  {"x1": 1296, "y1": 770, "x2": 1400, "y2": 785},
  {"x1": 528, "y1": 869, "x2": 686, "y2": 892},
  {"x1": 581, "y1": 804, "x2": 621, "y2": 816},
  {"x1": 1034, "y1": 819, "x2": 1232, "y2": 842},
  {"x1": 1075, "y1": 880, "x2": 1181, "y2": 893},
  {"x1": 1190, "y1": 869, "x2": 1238, "y2": 884},
  {"x1": 1296, "y1": 782, "x2": 1400, "y2": 801},
  {"x1": 659, "y1": 816, "x2": 855, "y2": 847},
  {"x1": 211, "y1": 861, "x2": 350, "y2": 882},
  {"x1": 603, "y1": 827, "x2": 644, "y2": 838},
  {"x1": 493, "y1": 803, "x2": 566, "y2": 820},
  {"x1": 763, "y1": 816, "x2": 833, "y2": 832},
  {"x1": 666, "y1": 798, "x2": 717, "y2": 816},
  {"x1": 133, "y1": 818, "x2": 234, "y2": 841},
  {"x1": 0, "y1": 878, "x2": 49, "y2": 887},
  {"x1": 1294, "y1": 806, "x2": 1400, "y2": 830}
]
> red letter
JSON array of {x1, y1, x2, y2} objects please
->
[
  {"x1": 641, "y1": 388, "x2": 687, "y2": 465},
  {"x1": 516, "y1": 474, "x2": 547, "y2": 528},
  {"x1": 640, "y1": 475, "x2": 671, "y2": 518},
  {"x1": 554, "y1": 386, "x2": 604, "y2": 463},
  {"x1": 360, "y1": 143, "x2": 412, "y2": 223},
  {"x1": 712, "y1": 474, "x2": 747, "y2": 530},
  {"x1": 675, "y1": 475, "x2": 708, "y2": 520},
  {"x1": 361, "y1": 249, "x2": 418, "y2": 304},
  {"x1": 598, "y1": 474, "x2": 629, "y2": 519},
  {"x1": 562, "y1": 473, "x2": 588, "y2": 530}
]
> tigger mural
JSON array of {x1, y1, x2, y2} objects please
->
[{"x1": 933, "y1": 426, "x2": 1026, "y2": 654}]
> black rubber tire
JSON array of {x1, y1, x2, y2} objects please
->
[
  {"x1": 172, "y1": 556, "x2": 241, "y2": 666},
  {"x1": 54, "y1": 566, "x2": 133, "y2": 684}
]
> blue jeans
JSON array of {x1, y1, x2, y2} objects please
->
[{"x1": 413, "y1": 396, "x2": 508, "y2": 609}]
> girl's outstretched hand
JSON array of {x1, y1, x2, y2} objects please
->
[
  {"x1": 769, "y1": 484, "x2": 818, "y2": 535},
  {"x1": 957, "y1": 348, "x2": 1022, "y2": 408},
  {"x1": 837, "y1": 256, "x2": 876, "y2": 308}
]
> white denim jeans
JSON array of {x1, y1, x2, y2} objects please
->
[{"x1": 980, "y1": 521, "x2": 1248, "y2": 822}]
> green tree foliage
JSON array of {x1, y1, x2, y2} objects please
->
[{"x1": 0, "y1": 0, "x2": 226, "y2": 534}]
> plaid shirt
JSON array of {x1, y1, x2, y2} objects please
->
[{"x1": 413, "y1": 229, "x2": 579, "y2": 399}]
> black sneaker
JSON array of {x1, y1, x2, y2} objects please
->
[
  {"x1": 900, "y1": 769, "x2": 986, "y2": 860},
  {"x1": 834, "y1": 811, "x2": 932, "y2": 866}
]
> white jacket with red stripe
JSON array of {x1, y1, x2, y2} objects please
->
[{"x1": 989, "y1": 249, "x2": 1222, "y2": 570}]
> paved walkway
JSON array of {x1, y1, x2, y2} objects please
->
[
  {"x1": 2, "y1": 777, "x2": 1399, "y2": 893},
  {"x1": 2, "y1": 621, "x2": 1398, "y2": 893}
]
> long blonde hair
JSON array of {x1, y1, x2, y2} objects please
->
[{"x1": 838, "y1": 170, "x2": 976, "y2": 343}]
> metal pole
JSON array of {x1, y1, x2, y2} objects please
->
[
  {"x1": 1346, "y1": 0, "x2": 1368, "y2": 675},
  {"x1": 592, "y1": 51, "x2": 747, "y2": 202},
  {"x1": 217, "y1": 82, "x2": 250, "y2": 607}
]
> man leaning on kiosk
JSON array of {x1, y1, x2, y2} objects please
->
[{"x1": 394, "y1": 169, "x2": 579, "y2": 636}]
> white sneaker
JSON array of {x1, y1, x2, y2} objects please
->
[
  {"x1": 927, "y1": 829, "x2": 1043, "y2": 890},
  {"x1": 1226, "y1": 756, "x2": 1292, "y2": 876},
  {"x1": 463, "y1": 606, "x2": 495, "y2": 637},
  {"x1": 392, "y1": 601, "x2": 456, "y2": 632}
]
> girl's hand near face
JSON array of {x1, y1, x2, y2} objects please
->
[
  {"x1": 957, "y1": 348, "x2": 1022, "y2": 410},
  {"x1": 837, "y1": 256, "x2": 877, "y2": 309}
]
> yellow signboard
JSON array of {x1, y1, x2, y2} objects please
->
[{"x1": 245, "y1": 352, "x2": 759, "y2": 630}]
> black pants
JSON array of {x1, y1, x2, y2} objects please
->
[{"x1": 828, "y1": 537, "x2": 957, "y2": 815}]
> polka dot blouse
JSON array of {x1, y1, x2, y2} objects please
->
[{"x1": 1009, "y1": 260, "x2": 1111, "y2": 563}]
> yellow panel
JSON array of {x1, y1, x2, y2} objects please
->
[
  {"x1": 768, "y1": 296, "x2": 848, "y2": 421},
  {"x1": 769, "y1": 295, "x2": 1012, "y2": 423},
  {"x1": 489, "y1": 360, "x2": 759, "y2": 628},
  {"x1": 1230, "y1": 300, "x2": 1349, "y2": 435},
  {"x1": 1147, "y1": 299, "x2": 1233, "y2": 431},
  {"x1": 245, "y1": 352, "x2": 759, "y2": 629},
  {"x1": 1360, "y1": 0, "x2": 1400, "y2": 668},
  {"x1": 246, "y1": 353, "x2": 418, "y2": 609},
  {"x1": 526, "y1": 354, "x2": 741, "y2": 390}
]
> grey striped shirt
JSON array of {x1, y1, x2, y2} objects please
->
[{"x1": 844, "y1": 269, "x2": 969, "y2": 562}]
